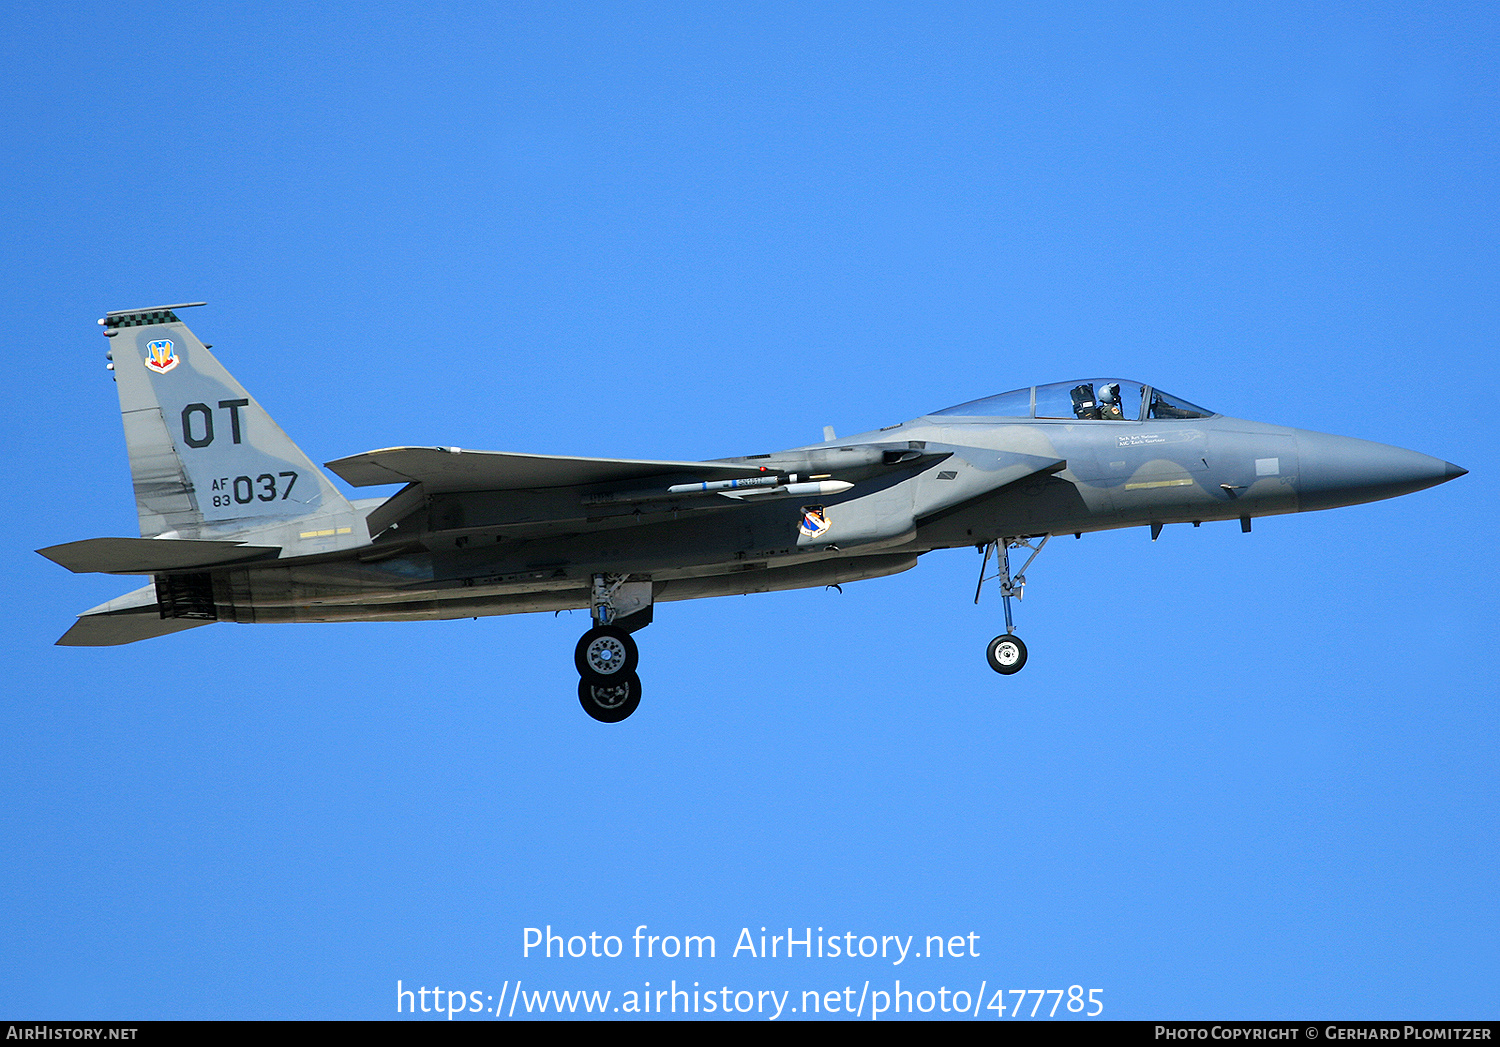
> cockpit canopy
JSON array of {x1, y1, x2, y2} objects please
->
[{"x1": 932, "y1": 380, "x2": 1214, "y2": 421}]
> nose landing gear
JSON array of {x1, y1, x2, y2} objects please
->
[{"x1": 975, "y1": 536, "x2": 1049, "y2": 676}]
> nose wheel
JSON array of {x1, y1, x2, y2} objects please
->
[{"x1": 986, "y1": 634, "x2": 1027, "y2": 674}]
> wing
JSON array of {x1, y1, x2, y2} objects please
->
[
  {"x1": 325, "y1": 447, "x2": 772, "y2": 492},
  {"x1": 328, "y1": 446, "x2": 807, "y2": 540}
]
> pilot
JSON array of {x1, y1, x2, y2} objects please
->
[{"x1": 1098, "y1": 382, "x2": 1126, "y2": 421}]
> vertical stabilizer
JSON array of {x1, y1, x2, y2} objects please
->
[{"x1": 102, "y1": 304, "x2": 361, "y2": 546}]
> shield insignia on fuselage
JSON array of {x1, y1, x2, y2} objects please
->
[{"x1": 799, "y1": 505, "x2": 830, "y2": 539}]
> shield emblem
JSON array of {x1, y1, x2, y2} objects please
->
[
  {"x1": 799, "y1": 505, "x2": 830, "y2": 539},
  {"x1": 144, "y1": 339, "x2": 178, "y2": 374}
]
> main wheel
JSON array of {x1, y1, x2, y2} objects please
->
[
  {"x1": 578, "y1": 671, "x2": 642, "y2": 723},
  {"x1": 575, "y1": 625, "x2": 638, "y2": 679},
  {"x1": 986, "y1": 633, "x2": 1028, "y2": 675}
]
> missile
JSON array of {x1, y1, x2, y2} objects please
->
[
  {"x1": 666, "y1": 474, "x2": 852, "y2": 498},
  {"x1": 585, "y1": 475, "x2": 854, "y2": 506},
  {"x1": 726, "y1": 479, "x2": 854, "y2": 499},
  {"x1": 667, "y1": 475, "x2": 782, "y2": 494}
]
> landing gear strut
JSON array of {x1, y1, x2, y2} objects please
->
[
  {"x1": 975, "y1": 536, "x2": 1049, "y2": 676},
  {"x1": 575, "y1": 574, "x2": 652, "y2": 722}
]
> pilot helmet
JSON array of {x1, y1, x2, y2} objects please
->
[{"x1": 1099, "y1": 382, "x2": 1120, "y2": 404}]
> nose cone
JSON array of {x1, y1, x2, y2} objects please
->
[{"x1": 1297, "y1": 430, "x2": 1466, "y2": 512}]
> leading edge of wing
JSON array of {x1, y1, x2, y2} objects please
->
[{"x1": 324, "y1": 446, "x2": 777, "y2": 492}]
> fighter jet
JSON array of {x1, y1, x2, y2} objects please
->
[{"x1": 40, "y1": 303, "x2": 1466, "y2": 722}]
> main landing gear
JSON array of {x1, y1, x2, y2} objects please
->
[
  {"x1": 975, "y1": 535, "x2": 1049, "y2": 676},
  {"x1": 575, "y1": 574, "x2": 652, "y2": 723}
]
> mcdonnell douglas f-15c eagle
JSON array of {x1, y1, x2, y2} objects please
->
[{"x1": 41, "y1": 303, "x2": 1466, "y2": 721}]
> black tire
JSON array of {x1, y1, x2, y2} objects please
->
[
  {"x1": 986, "y1": 633, "x2": 1027, "y2": 675},
  {"x1": 578, "y1": 671, "x2": 642, "y2": 723},
  {"x1": 575, "y1": 625, "x2": 638, "y2": 679}
]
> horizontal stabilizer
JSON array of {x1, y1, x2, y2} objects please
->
[
  {"x1": 326, "y1": 446, "x2": 775, "y2": 492},
  {"x1": 37, "y1": 537, "x2": 280, "y2": 575},
  {"x1": 55, "y1": 582, "x2": 211, "y2": 646},
  {"x1": 57, "y1": 611, "x2": 209, "y2": 646}
]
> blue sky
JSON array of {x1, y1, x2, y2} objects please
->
[{"x1": 2, "y1": 1, "x2": 1495, "y2": 1020}]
